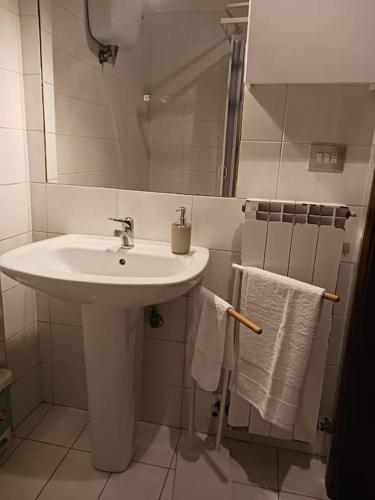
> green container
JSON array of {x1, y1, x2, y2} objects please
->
[{"x1": 0, "y1": 369, "x2": 12, "y2": 455}]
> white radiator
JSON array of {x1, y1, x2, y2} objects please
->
[{"x1": 228, "y1": 199, "x2": 349, "y2": 443}]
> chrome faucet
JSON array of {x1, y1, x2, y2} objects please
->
[{"x1": 109, "y1": 217, "x2": 134, "y2": 249}]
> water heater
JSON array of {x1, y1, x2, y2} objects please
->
[{"x1": 87, "y1": 0, "x2": 145, "y2": 49}]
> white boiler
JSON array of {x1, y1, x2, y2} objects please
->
[{"x1": 87, "y1": 0, "x2": 145, "y2": 49}]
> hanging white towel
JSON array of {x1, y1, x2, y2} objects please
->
[
  {"x1": 231, "y1": 267, "x2": 323, "y2": 430},
  {"x1": 191, "y1": 287, "x2": 234, "y2": 392}
]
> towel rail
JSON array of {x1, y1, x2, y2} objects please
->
[
  {"x1": 227, "y1": 307, "x2": 262, "y2": 334},
  {"x1": 232, "y1": 263, "x2": 340, "y2": 303}
]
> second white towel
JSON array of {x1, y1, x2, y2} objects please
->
[
  {"x1": 231, "y1": 267, "x2": 323, "y2": 430},
  {"x1": 191, "y1": 287, "x2": 234, "y2": 392}
]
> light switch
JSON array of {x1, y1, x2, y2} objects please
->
[{"x1": 309, "y1": 144, "x2": 346, "y2": 172}]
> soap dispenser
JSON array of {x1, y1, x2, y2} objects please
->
[{"x1": 171, "y1": 206, "x2": 191, "y2": 254}]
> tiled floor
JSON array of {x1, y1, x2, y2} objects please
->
[{"x1": 0, "y1": 404, "x2": 329, "y2": 500}]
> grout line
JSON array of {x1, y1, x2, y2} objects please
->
[
  {"x1": 97, "y1": 473, "x2": 111, "y2": 500},
  {"x1": 276, "y1": 447, "x2": 280, "y2": 491},
  {"x1": 0, "y1": 435, "x2": 25, "y2": 467},
  {"x1": 71, "y1": 421, "x2": 89, "y2": 450},
  {"x1": 14, "y1": 402, "x2": 54, "y2": 440}
]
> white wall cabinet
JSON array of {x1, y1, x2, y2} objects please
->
[{"x1": 245, "y1": 0, "x2": 375, "y2": 84}]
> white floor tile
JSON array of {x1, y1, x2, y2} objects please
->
[
  {"x1": 73, "y1": 423, "x2": 91, "y2": 452},
  {"x1": 0, "y1": 440, "x2": 66, "y2": 500},
  {"x1": 134, "y1": 422, "x2": 181, "y2": 468},
  {"x1": 100, "y1": 462, "x2": 168, "y2": 500},
  {"x1": 233, "y1": 483, "x2": 278, "y2": 500},
  {"x1": 0, "y1": 437, "x2": 23, "y2": 466},
  {"x1": 14, "y1": 403, "x2": 52, "y2": 438},
  {"x1": 278, "y1": 450, "x2": 328, "y2": 500},
  {"x1": 38, "y1": 449, "x2": 109, "y2": 500},
  {"x1": 160, "y1": 469, "x2": 175, "y2": 500},
  {"x1": 279, "y1": 492, "x2": 321, "y2": 500},
  {"x1": 228, "y1": 440, "x2": 278, "y2": 490},
  {"x1": 174, "y1": 432, "x2": 232, "y2": 500},
  {"x1": 29, "y1": 405, "x2": 88, "y2": 447}
]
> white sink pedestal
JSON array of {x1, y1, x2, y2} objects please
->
[
  {"x1": 0, "y1": 235, "x2": 209, "y2": 473},
  {"x1": 82, "y1": 304, "x2": 144, "y2": 472}
]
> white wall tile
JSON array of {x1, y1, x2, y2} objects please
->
[
  {"x1": 30, "y1": 183, "x2": 47, "y2": 232},
  {"x1": 141, "y1": 381, "x2": 182, "y2": 427},
  {"x1": 203, "y1": 250, "x2": 241, "y2": 301},
  {"x1": 182, "y1": 146, "x2": 218, "y2": 172},
  {"x1": 27, "y1": 131, "x2": 46, "y2": 183},
  {"x1": 145, "y1": 297, "x2": 187, "y2": 342},
  {"x1": 50, "y1": 298, "x2": 82, "y2": 326},
  {"x1": 2, "y1": 284, "x2": 35, "y2": 340},
  {"x1": 117, "y1": 189, "x2": 192, "y2": 242},
  {"x1": 241, "y1": 85, "x2": 287, "y2": 142},
  {"x1": 237, "y1": 142, "x2": 281, "y2": 199},
  {"x1": 278, "y1": 143, "x2": 371, "y2": 205},
  {"x1": 182, "y1": 171, "x2": 218, "y2": 196},
  {"x1": 52, "y1": 365, "x2": 88, "y2": 409},
  {"x1": 0, "y1": 183, "x2": 31, "y2": 239},
  {"x1": 6, "y1": 323, "x2": 39, "y2": 381},
  {"x1": 43, "y1": 82, "x2": 56, "y2": 133},
  {"x1": 284, "y1": 85, "x2": 375, "y2": 145},
  {"x1": 20, "y1": 15, "x2": 40, "y2": 75},
  {"x1": 334, "y1": 263, "x2": 355, "y2": 316},
  {"x1": 10, "y1": 364, "x2": 42, "y2": 425},
  {"x1": 41, "y1": 362, "x2": 53, "y2": 402},
  {"x1": 41, "y1": 30, "x2": 54, "y2": 84},
  {"x1": 152, "y1": 13, "x2": 189, "y2": 42},
  {"x1": 0, "y1": 0, "x2": 19, "y2": 14},
  {"x1": 38, "y1": 321, "x2": 51, "y2": 363},
  {"x1": 320, "y1": 364, "x2": 340, "y2": 415},
  {"x1": 192, "y1": 196, "x2": 244, "y2": 251},
  {"x1": 0, "y1": 129, "x2": 28, "y2": 185},
  {"x1": 0, "y1": 5, "x2": 22, "y2": 73},
  {"x1": 341, "y1": 206, "x2": 365, "y2": 263},
  {"x1": 0, "y1": 68, "x2": 25, "y2": 129},
  {"x1": 35, "y1": 292, "x2": 50, "y2": 322},
  {"x1": 47, "y1": 184, "x2": 117, "y2": 235},
  {"x1": 327, "y1": 315, "x2": 347, "y2": 366},
  {"x1": 51, "y1": 323, "x2": 85, "y2": 369},
  {"x1": 150, "y1": 120, "x2": 185, "y2": 146},
  {"x1": 143, "y1": 338, "x2": 184, "y2": 386},
  {"x1": 39, "y1": 0, "x2": 52, "y2": 33},
  {"x1": 24, "y1": 74, "x2": 43, "y2": 131}
]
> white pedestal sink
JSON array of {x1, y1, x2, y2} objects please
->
[{"x1": 0, "y1": 235, "x2": 209, "y2": 472}]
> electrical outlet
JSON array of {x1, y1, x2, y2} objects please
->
[{"x1": 309, "y1": 144, "x2": 346, "y2": 172}]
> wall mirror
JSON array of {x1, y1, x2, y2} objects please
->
[{"x1": 40, "y1": 0, "x2": 249, "y2": 197}]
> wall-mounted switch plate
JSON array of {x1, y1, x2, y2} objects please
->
[{"x1": 309, "y1": 144, "x2": 346, "y2": 172}]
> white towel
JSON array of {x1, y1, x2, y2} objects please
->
[
  {"x1": 191, "y1": 287, "x2": 234, "y2": 392},
  {"x1": 231, "y1": 267, "x2": 323, "y2": 430}
]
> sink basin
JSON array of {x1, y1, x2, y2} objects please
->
[
  {"x1": 0, "y1": 234, "x2": 209, "y2": 307},
  {"x1": 0, "y1": 234, "x2": 209, "y2": 472}
]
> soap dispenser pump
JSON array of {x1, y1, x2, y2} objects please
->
[{"x1": 171, "y1": 206, "x2": 191, "y2": 254}]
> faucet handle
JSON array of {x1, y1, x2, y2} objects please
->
[{"x1": 109, "y1": 217, "x2": 133, "y2": 227}]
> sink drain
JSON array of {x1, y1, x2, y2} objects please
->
[{"x1": 119, "y1": 258, "x2": 126, "y2": 265}]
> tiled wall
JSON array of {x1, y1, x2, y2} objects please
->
[
  {"x1": 50, "y1": 0, "x2": 231, "y2": 195},
  {"x1": 2, "y1": 0, "x2": 374, "y2": 453},
  {"x1": 52, "y1": 0, "x2": 151, "y2": 190},
  {"x1": 31, "y1": 186, "x2": 245, "y2": 429},
  {"x1": 236, "y1": 84, "x2": 375, "y2": 428},
  {"x1": 0, "y1": 0, "x2": 42, "y2": 426},
  {"x1": 148, "y1": 2, "x2": 229, "y2": 195}
]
